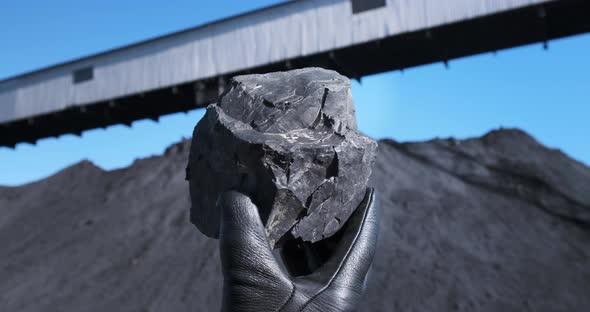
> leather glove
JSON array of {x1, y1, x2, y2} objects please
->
[{"x1": 218, "y1": 188, "x2": 379, "y2": 312}]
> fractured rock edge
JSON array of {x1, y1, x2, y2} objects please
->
[{"x1": 188, "y1": 68, "x2": 377, "y2": 247}]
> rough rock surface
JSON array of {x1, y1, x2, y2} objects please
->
[
  {"x1": 187, "y1": 68, "x2": 377, "y2": 246},
  {"x1": 1, "y1": 129, "x2": 589, "y2": 312}
]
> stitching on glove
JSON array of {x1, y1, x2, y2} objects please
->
[
  {"x1": 278, "y1": 281, "x2": 297, "y2": 312},
  {"x1": 298, "y1": 191, "x2": 373, "y2": 311}
]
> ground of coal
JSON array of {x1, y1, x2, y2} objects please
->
[{"x1": 1, "y1": 129, "x2": 589, "y2": 312}]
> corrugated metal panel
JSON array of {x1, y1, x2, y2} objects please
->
[
  {"x1": 0, "y1": 91, "x2": 16, "y2": 123},
  {"x1": 0, "y1": 0, "x2": 557, "y2": 124}
]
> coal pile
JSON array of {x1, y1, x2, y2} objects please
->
[{"x1": 0, "y1": 129, "x2": 589, "y2": 312}]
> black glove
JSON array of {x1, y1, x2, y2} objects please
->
[{"x1": 218, "y1": 188, "x2": 379, "y2": 312}]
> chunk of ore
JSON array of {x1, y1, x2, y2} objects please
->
[{"x1": 187, "y1": 68, "x2": 377, "y2": 248}]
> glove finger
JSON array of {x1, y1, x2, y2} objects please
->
[
  {"x1": 307, "y1": 188, "x2": 380, "y2": 292},
  {"x1": 218, "y1": 191, "x2": 285, "y2": 281}
]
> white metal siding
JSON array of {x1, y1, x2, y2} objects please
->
[{"x1": 0, "y1": 0, "x2": 555, "y2": 123}]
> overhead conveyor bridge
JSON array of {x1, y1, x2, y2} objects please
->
[{"x1": 1, "y1": 0, "x2": 589, "y2": 147}]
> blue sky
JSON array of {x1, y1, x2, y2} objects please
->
[{"x1": 1, "y1": 0, "x2": 589, "y2": 186}]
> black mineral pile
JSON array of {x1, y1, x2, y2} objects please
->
[
  {"x1": 187, "y1": 68, "x2": 377, "y2": 247},
  {"x1": 1, "y1": 129, "x2": 590, "y2": 312}
]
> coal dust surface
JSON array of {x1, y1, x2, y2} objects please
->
[{"x1": 1, "y1": 129, "x2": 589, "y2": 312}]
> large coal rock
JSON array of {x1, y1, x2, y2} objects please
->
[{"x1": 187, "y1": 68, "x2": 377, "y2": 246}]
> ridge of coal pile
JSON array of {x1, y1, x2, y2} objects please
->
[
  {"x1": 1, "y1": 129, "x2": 589, "y2": 312},
  {"x1": 187, "y1": 68, "x2": 377, "y2": 247}
]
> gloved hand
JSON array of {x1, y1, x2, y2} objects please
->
[{"x1": 218, "y1": 188, "x2": 379, "y2": 312}]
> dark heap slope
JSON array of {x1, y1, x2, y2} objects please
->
[{"x1": 0, "y1": 129, "x2": 589, "y2": 312}]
